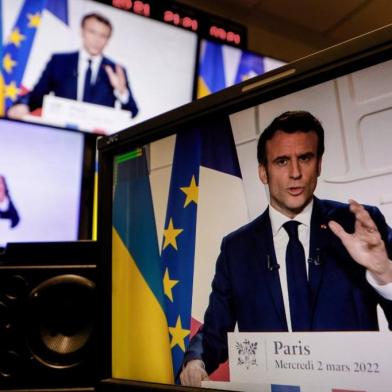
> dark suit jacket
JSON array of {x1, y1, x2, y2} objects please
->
[
  {"x1": 184, "y1": 198, "x2": 392, "y2": 374},
  {"x1": 0, "y1": 199, "x2": 20, "y2": 228},
  {"x1": 17, "y1": 52, "x2": 138, "y2": 117}
]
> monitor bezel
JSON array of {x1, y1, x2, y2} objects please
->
[{"x1": 97, "y1": 23, "x2": 392, "y2": 384}]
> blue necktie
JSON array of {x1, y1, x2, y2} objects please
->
[
  {"x1": 83, "y1": 59, "x2": 93, "y2": 102},
  {"x1": 283, "y1": 221, "x2": 311, "y2": 331}
]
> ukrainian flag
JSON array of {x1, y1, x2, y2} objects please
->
[
  {"x1": 112, "y1": 148, "x2": 173, "y2": 382},
  {"x1": 197, "y1": 40, "x2": 226, "y2": 98}
]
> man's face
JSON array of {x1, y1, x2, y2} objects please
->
[
  {"x1": 258, "y1": 130, "x2": 322, "y2": 218},
  {"x1": 81, "y1": 17, "x2": 111, "y2": 56}
]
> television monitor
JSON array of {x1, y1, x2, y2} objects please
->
[
  {"x1": 0, "y1": 118, "x2": 95, "y2": 246},
  {"x1": 197, "y1": 38, "x2": 285, "y2": 97},
  {"x1": 2, "y1": 0, "x2": 197, "y2": 134},
  {"x1": 97, "y1": 24, "x2": 392, "y2": 391}
]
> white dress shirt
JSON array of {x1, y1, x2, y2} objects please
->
[
  {"x1": 77, "y1": 49, "x2": 102, "y2": 102},
  {"x1": 269, "y1": 201, "x2": 312, "y2": 331}
]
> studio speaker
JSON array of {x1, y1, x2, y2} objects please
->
[{"x1": 0, "y1": 241, "x2": 99, "y2": 390}]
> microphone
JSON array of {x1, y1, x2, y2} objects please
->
[
  {"x1": 267, "y1": 254, "x2": 280, "y2": 271},
  {"x1": 307, "y1": 248, "x2": 322, "y2": 266}
]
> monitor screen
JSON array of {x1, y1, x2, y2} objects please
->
[
  {"x1": 98, "y1": 24, "x2": 392, "y2": 391},
  {"x1": 0, "y1": 118, "x2": 93, "y2": 246},
  {"x1": 2, "y1": 0, "x2": 197, "y2": 134},
  {"x1": 197, "y1": 38, "x2": 285, "y2": 97}
]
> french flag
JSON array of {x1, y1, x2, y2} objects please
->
[{"x1": 159, "y1": 114, "x2": 249, "y2": 380}]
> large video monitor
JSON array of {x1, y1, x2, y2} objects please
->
[
  {"x1": 0, "y1": 118, "x2": 95, "y2": 246},
  {"x1": 3, "y1": 0, "x2": 197, "y2": 134},
  {"x1": 97, "y1": 24, "x2": 392, "y2": 391}
]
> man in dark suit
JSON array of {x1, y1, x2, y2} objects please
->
[
  {"x1": 0, "y1": 175, "x2": 20, "y2": 228},
  {"x1": 7, "y1": 13, "x2": 138, "y2": 119},
  {"x1": 180, "y1": 110, "x2": 392, "y2": 386}
]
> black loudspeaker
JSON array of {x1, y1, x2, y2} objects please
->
[{"x1": 0, "y1": 241, "x2": 99, "y2": 390}]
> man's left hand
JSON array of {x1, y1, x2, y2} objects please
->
[
  {"x1": 329, "y1": 199, "x2": 392, "y2": 285},
  {"x1": 105, "y1": 64, "x2": 127, "y2": 95}
]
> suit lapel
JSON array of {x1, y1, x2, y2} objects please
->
[
  {"x1": 251, "y1": 200, "x2": 336, "y2": 330},
  {"x1": 69, "y1": 53, "x2": 78, "y2": 99},
  {"x1": 95, "y1": 58, "x2": 109, "y2": 86},
  {"x1": 308, "y1": 198, "x2": 334, "y2": 318},
  {"x1": 92, "y1": 58, "x2": 111, "y2": 104},
  {"x1": 253, "y1": 209, "x2": 288, "y2": 329}
]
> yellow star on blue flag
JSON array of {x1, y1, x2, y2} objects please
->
[
  {"x1": 180, "y1": 175, "x2": 198, "y2": 207},
  {"x1": 163, "y1": 268, "x2": 179, "y2": 302},
  {"x1": 168, "y1": 316, "x2": 190, "y2": 352},
  {"x1": 163, "y1": 218, "x2": 183, "y2": 250},
  {"x1": 2, "y1": 0, "x2": 68, "y2": 111}
]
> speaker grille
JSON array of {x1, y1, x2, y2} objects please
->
[
  {"x1": 0, "y1": 242, "x2": 98, "y2": 389},
  {"x1": 25, "y1": 274, "x2": 96, "y2": 369}
]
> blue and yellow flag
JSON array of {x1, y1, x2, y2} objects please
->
[
  {"x1": 197, "y1": 40, "x2": 226, "y2": 98},
  {"x1": 112, "y1": 148, "x2": 173, "y2": 383}
]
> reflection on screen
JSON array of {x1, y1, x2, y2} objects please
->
[{"x1": 0, "y1": 119, "x2": 84, "y2": 245}]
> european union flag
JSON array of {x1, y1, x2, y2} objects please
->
[
  {"x1": 161, "y1": 116, "x2": 244, "y2": 379},
  {"x1": 2, "y1": 0, "x2": 68, "y2": 111},
  {"x1": 161, "y1": 128, "x2": 201, "y2": 378},
  {"x1": 234, "y1": 51, "x2": 265, "y2": 84},
  {"x1": 3, "y1": 0, "x2": 46, "y2": 110}
]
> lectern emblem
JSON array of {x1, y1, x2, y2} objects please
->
[{"x1": 235, "y1": 339, "x2": 258, "y2": 370}]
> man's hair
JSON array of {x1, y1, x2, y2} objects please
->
[
  {"x1": 81, "y1": 13, "x2": 113, "y2": 34},
  {"x1": 257, "y1": 110, "x2": 325, "y2": 165}
]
